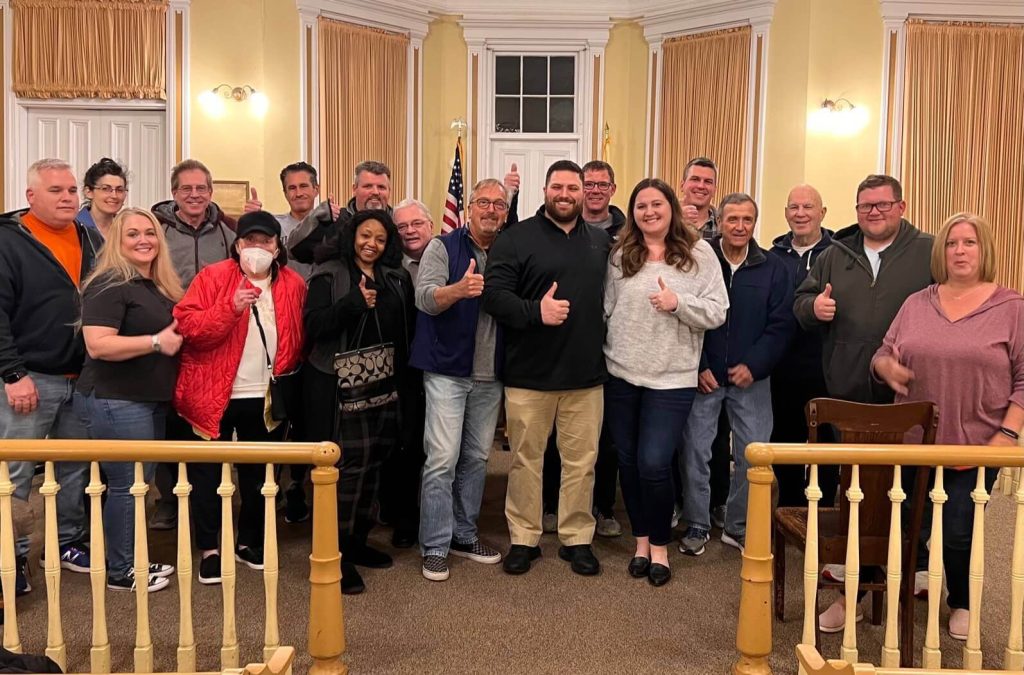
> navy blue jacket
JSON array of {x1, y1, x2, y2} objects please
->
[
  {"x1": 768, "y1": 229, "x2": 833, "y2": 376},
  {"x1": 701, "y1": 237, "x2": 795, "y2": 384},
  {"x1": 409, "y1": 228, "x2": 501, "y2": 378}
]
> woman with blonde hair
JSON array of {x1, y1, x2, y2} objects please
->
[
  {"x1": 73, "y1": 207, "x2": 184, "y2": 592},
  {"x1": 871, "y1": 212, "x2": 1024, "y2": 639}
]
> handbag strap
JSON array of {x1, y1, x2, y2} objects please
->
[
  {"x1": 250, "y1": 303, "x2": 277, "y2": 383},
  {"x1": 351, "y1": 274, "x2": 385, "y2": 347}
]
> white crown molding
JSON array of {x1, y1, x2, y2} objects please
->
[
  {"x1": 880, "y1": 0, "x2": 1024, "y2": 22},
  {"x1": 640, "y1": 0, "x2": 776, "y2": 41},
  {"x1": 295, "y1": 0, "x2": 430, "y2": 39}
]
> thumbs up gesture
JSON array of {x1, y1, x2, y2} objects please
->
[
  {"x1": 540, "y1": 281, "x2": 570, "y2": 326},
  {"x1": 244, "y1": 187, "x2": 263, "y2": 213},
  {"x1": 648, "y1": 276, "x2": 679, "y2": 313},
  {"x1": 504, "y1": 162, "x2": 521, "y2": 195},
  {"x1": 457, "y1": 258, "x2": 485, "y2": 299},
  {"x1": 358, "y1": 275, "x2": 377, "y2": 308},
  {"x1": 813, "y1": 282, "x2": 836, "y2": 322}
]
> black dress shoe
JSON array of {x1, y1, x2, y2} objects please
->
[
  {"x1": 347, "y1": 544, "x2": 394, "y2": 569},
  {"x1": 628, "y1": 556, "x2": 651, "y2": 578},
  {"x1": 502, "y1": 545, "x2": 542, "y2": 575},
  {"x1": 648, "y1": 562, "x2": 672, "y2": 587},
  {"x1": 391, "y1": 528, "x2": 417, "y2": 549},
  {"x1": 558, "y1": 545, "x2": 600, "y2": 576},
  {"x1": 342, "y1": 561, "x2": 365, "y2": 595}
]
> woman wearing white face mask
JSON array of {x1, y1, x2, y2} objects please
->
[{"x1": 172, "y1": 211, "x2": 306, "y2": 585}]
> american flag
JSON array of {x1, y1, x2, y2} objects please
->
[{"x1": 441, "y1": 141, "x2": 465, "y2": 232}]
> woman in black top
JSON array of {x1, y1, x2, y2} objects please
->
[
  {"x1": 74, "y1": 208, "x2": 184, "y2": 592},
  {"x1": 303, "y1": 210, "x2": 414, "y2": 594}
]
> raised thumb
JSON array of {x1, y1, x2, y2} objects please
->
[
  {"x1": 359, "y1": 275, "x2": 367, "y2": 289},
  {"x1": 510, "y1": 162, "x2": 518, "y2": 173},
  {"x1": 822, "y1": 282, "x2": 833, "y2": 299},
  {"x1": 169, "y1": 318, "x2": 178, "y2": 331},
  {"x1": 464, "y1": 259, "x2": 477, "y2": 276},
  {"x1": 250, "y1": 187, "x2": 259, "y2": 201},
  {"x1": 658, "y1": 276, "x2": 667, "y2": 291},
  {"x1": 544, "y1": 281, "x2": 558, "y2": 298}
]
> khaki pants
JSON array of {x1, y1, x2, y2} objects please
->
[{"x1": 504, "y1": 385, "x2": 604, "y2": 546}]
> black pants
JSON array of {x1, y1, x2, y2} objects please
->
[
  {"x1": 770, "y1": 373, "x2": 839, "y2": 507},
  {"x1": 378, "y1": 373, "x2": 426, "y2": 533},
  {"x1": 188, "y1": 398, "x2": 284, "y2": 551},
  {"x1": 154, "y1": 412, "x2": 195, "y2": 509},
  {"x1": 337, "y1": 400, "x2": 400, "y2": 541},
  {"x1": 543, "y1": 418, "x2": 617, "y2": 517}
]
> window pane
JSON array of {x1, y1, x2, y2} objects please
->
[
  {"x1": 523, "y1": 97, "x2": 547, "y2": 133},
  {"x1": 550, "y1": 57, "x2": 574, "y2": 95},
  {"x1": 495, "y1": 56, "x2": 520, "y2": 95},
  {"x1": 495, "y1": 97, "x2": 520, "y2": 133},
  {"x1": 523, "y1": 56, "x2": 548, "y2": 95},
  {"x1": 549, "y1": 97, "x2": 574, "y2": 132}
]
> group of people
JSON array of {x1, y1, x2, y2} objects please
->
[{"x1": 1, "y1": 152, "x2": 1021, "y2": 644}]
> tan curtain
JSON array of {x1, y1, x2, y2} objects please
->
[
  {"x1": 902, "y1": 20, "x2": 1024, "y2": 290},
  {"x1": 12, "y1": 0, "x2": 167, "y2": 99},
  {"x1": 318, "y1": 18, "x2": 408, "y2": 204},
  {"x1": 659, "y1": 26, "x2": 750, "y2": 199}
]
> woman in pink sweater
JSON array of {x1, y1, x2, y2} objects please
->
[{"x1": 872, "y1": 212, "x2": 1024, "y2": 641}]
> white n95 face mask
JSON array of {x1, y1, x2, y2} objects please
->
[{"x1": 241, "y1": 247, "x2": 275, "y2": 276}]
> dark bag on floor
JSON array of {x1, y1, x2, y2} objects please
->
[
  {"x1": 333, "y1": 309, "x2": 397, "y2": 413},
  {"x1": 252, "y1": 304, "x2": 301, "y2": 422},
  {"x1": 0, "y1": 646, "x2": 62, "y2": 673}
]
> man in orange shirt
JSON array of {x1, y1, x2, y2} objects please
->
[{"x1": 0, "y1": 158, "x2": 104, "y2": 595}]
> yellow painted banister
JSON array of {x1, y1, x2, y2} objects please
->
[
  {"x1": 881, "y1": 465, "x2": 904, "y2": 667},
  {"x1": 86, "y1": 461, "x2": 110, "y2": 673},
  {"x1": 0, "y1": 461, "x2": 22, "y2": 654},
  {"x1": 176, "y1": 461, "x2": 197, "y2": 673},
  {"x1": 964, "y1": 468, "x2": 990, "y2": 668},
  {"x1": 841, "y1": 465, "x2": 863, "y2": 663},
  {"x1": 220, "y1": 463, "x2": 239, "y2": 670},
  {"x1": 41, "y1": 461, "x2": 66, "y2": 670}
]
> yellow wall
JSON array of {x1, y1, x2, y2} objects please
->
[
  {"x1": 761, "y1": 0, "x2": 884, "y2": 243},
  {"x1": 421, "y1": 17, "x2": 468, "y2": 226},
  {"x1": 189, "y1": 0, "x2": 300, "y2": 215},
  {"x1": 603, "y1": 21, "x2": 651, "y2": 211}
]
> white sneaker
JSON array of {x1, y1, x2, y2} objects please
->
[
  {"x1": 914, "y1": 570, "x2": 929, "y2": 598},
  {"x1": 818, "y1": 598, "x2": 864, "y2": 633},
  {"x1": 822, "y1": 564, "x2": 846, "y2": 583}
]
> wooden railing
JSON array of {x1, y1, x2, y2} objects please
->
[
  {"x1": 0, "y1": 439, "x2": 346, "y2": 675},
  {"x1": 733, "y1": 443, "x2": 1024, "y2": 675}
]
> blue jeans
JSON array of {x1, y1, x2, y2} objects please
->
[
  {"x1": 681, "y1": 377, "x2": 773, "y2": 537},
  {"x1": 74, "y1": 392, "x2": 165, "y2": 577},
  {"x1": 604, "y1": 376, "x2": 695, "y2": 546},
  {"x1": 1, "y1": 372, "x2": 88, "y2": 558},
  {"x1": 419, "y1": 373, "x2": 503, "y2": 558}
]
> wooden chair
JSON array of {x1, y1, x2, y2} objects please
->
[{"x1": 772, "y1": 398, "x2": 937, "y2": 667}]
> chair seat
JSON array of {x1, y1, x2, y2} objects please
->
[{"x1": 774, "y1": 506, "x2": 896, "y2": 566}]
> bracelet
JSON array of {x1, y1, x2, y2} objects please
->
[{"x1": 999, "y1": 426, "x2": 1020, "y2": 441}]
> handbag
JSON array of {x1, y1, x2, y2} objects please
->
[
  {"x1": 333, "y1": 309, "x2": 398, "y2": 413},
  {"x1": 251, "y1": 303, "x2": 301, "y2": 423}
]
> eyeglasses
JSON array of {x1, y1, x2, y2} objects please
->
[
  {"x1": 471, "y1": 198, "x2": 508, "y2": 212},
  {"x1": 93, "y1": 185, "x2": 128, "y2": 195},
  {"x1": 176, "y1": 185, "x2": 210, "y2": 195},
  {"x1": 855, "y1": 201, "x2": 897, "y2": 214},
  {"x1": 396, "y1": 219, "x2": 430, "y2": 232},
  {"x1": 583, "y1": 181, "x2": 614, "y2": 192}
]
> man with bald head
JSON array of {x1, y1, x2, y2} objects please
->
[{"x1": 768, "y1": 185, "x2": 834, "y2": 506}]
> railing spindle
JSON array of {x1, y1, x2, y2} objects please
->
[
  {"x1": 0, "y1": 461, "x2": 22, "y2": 654},
  {"x1": 86, "y1": 462, "x2": 110, "y2": 672},
  {"x1": 1006, "y1": 470, "x2": 1024, "y2": 669},
  {"x1": 963, "y1": 468, "x2": 990, "y2": 668},
  {"x1": 308, "y1": 446, "x2": 347, "y2": 675},
  {"x1": 1000, "y1": 467, "x2": 1014, "y2": 496},
  {"x1": 132, "y1": 462, "x2": 154, "y2": 673},
  {"x1": 41, "y1": 461, "x2": 66, "y2": 670},
  {"x1": 176, "y1": 462, "x2": 197, "y2": 673},
  {"x1": 841, "y1": 464, "x2": 863, "y2": 663},
  {"x1": 881, "y1": 465, "x2": 905, "y2": 667},
  {"x1": 221, "y1": 462, "x2": 240, "y2": 669},
  {"x1": 922, "y1": 466, "x2": 947, "y2": 668},
  {"x1": 262, "y1": 464, "x2": 283, "y2": 668},
  {"x1": 801, "y1": 463, "x2": 822, "y2": 674}
]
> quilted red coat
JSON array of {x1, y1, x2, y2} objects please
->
[{"x1": 173, "y1": 258, "x2": 306, "y2": 439}]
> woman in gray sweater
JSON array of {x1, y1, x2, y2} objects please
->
[{"x1": 603, "y1": 178, "x2": 729, "y2": 586}]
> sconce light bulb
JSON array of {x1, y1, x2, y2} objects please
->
[{"x1": 250, "y1": 91, "x2": 269, "y2": 117}]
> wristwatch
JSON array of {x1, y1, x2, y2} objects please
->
[
  {"x1": 2, "y1": 369, "x2": 28, "y2": 384},
  {"x1": 151, "y1": 334, "x2": 161, "y2": 353}
]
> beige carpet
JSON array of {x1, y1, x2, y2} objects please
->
[{"x1": 6, "y1": 453, "x2": 1020, "y2": 674}]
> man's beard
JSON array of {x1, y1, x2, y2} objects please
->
[{"x1": 544, "y1": 197, "x2": 582, "y2": 225}]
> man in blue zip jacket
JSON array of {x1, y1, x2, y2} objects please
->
[{"x1": 679, "y1": 193, "x2": 795, "y2": 556}]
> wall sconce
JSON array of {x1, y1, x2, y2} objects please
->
[
  {"x1": 199, "y1": 84, "x2": 269, "y2": 118},
  {"x1": 808, "y1": 98, "x2": 869, "y2": 136}
]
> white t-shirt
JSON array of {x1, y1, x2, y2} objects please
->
[
  {"x1": 231, "y1": 276, "x2": 277, "y2": 399},
  {"x1": 863, "y1": 240, "x2": 892, "y2": 279}
]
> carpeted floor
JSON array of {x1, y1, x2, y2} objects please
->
[{"x1": 6, "y1": 451, "x2": 1020, "y2": 674}]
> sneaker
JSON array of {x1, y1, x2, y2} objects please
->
[
  {"x1": 721, "y1": 531, "x2": 745, "y2": 553},
  {"x1": 107, "y1": 568, "x2": 169, "y2": 593},
  {"x1": 421, "y1": 555, "x2": 450, "y2": 582},
  {"x1": 914, "y1": 569, "x2": 929, "y2": 598},
  {"x1": 948, "y1": 608, "x2": 969, "y2": 640},
  {"x1": 146, "y1": 562, "x2": 175, "y2": 578},
  {"x1": 235, "y1": 546, "x2": 265, "y2": 570},
  {"x1": 818, "y1": 598, "x2": 864, "y2": 633},
  {"x1": 542, "y1": 512, "x2": 557, "y2": 534},
  {"x1": 679, "y1": 526, "x2": 711, "y2": 556},
  {"x1": 198, "y1": 554, "x2": 222, "y2": 585},
  {"x1": 40, "y1": 544, "x2": 91, "y2": 573},
  {"x1": 148, "y1": 501, "x2": 178, "y2": 531},
  {"x1": 822, "y1": 564, "x2": 846, "y2": 583},
  {"x1": 595, "y1": 512, "x2": 622, "y2": 538},
  {"x1": 15, "y1": 558, "x2": 31, "y2": 596},
  {"x1": 450, "y1": 539, "x2": 502, "y2": 564},
  {"x1": 710, "y1": 505, "x2": 727, "y2": 530},
  {"x1": 284, "y1": 484, "x2": 310, "y2": 524},
  {"x1": 671, "y1": 503, "x2": 684, "y2": 530}
]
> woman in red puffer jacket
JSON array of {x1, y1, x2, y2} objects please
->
[{"x1": 173, "y1": 211, "x2": 305, "y2": 586}]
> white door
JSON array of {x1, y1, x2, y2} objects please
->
[
  {"x1": 491, "y1": 139, "x2": 579, "y2": 218},
  {"x1": 23, "y1": 107, "x2": 166, "y2": 213}
]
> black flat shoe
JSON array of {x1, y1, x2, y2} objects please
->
[
  {"x1": 503, "y1": 545, "x2": 542, "y2": 575},
  {"x1": 628, "y1": 556, "x2": 650, "y2": 578},
  {"x1": 391, "y1": 528, "x2": 417, "y2": 549},
  {"x1": 341, "y1": 561, "x2": 365, "y2": 595},
  {"x1": 347, "y1": 544, "x2": 394, "y2": 569},
  {"x1": 648, "y1": 563, "x2": 671, "y2": 587},
  {"x1": 558, "y1": 545, "x2": 600, "y2": 576}
]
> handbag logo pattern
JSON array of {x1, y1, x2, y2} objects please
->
[{"x1": 334, "y1": 343, "x2": 397, "y2": 412}]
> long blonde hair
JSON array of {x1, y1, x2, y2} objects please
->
[{"x1": 82, "y1": 208, "x2": 184, "y2": 302}]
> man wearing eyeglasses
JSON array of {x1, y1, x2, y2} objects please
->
[{"x1": 393, "y1": 199, "x2": 436, "y2": 286}]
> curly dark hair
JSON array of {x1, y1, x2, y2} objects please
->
[
  {"x1": 84, "y1": 157, "x2": 128, "y2": 189},
  {"x1": 612, "y1": 178, "x2": 698, "y2": 278},
  {"x1": 317, "y1": 209, "x2": 403, "y2": 269}
]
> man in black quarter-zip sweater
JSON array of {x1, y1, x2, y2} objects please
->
[{"x1": 483, "y1": 160, "x2": 611, "y2": 577}]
